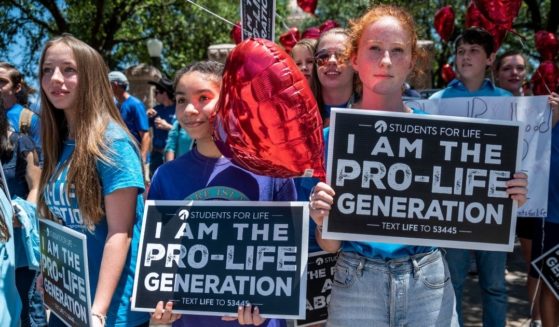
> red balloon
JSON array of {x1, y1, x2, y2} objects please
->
[
  {"x1": 434, "y1": 6, "x2": 455, "y2": 42},
  {"x1": 230, "y1": 22, "x2": 242, "y2": 44},
  {"x1": 302, "y1": 27, "x2": 321, "y2": 39},
  {"x1": 319, "y1": 19, "x2": 340, "y2": 33},
  {"x1": 535, "y1": 30, "x2": 559, "y2": 61},
  {"x1": 441, "y1": 63, "x2": 456, "y2": 84},
  {"x1": 531, "y1": 60, "x2": 559, "y2": 96},
  {"x1": 466, "y1": 2, "x2": 506, "y2": 50},
  {"x1": 297, "y1": 0, "x2": 317, "y2": 14},
  {"x1": 473, "y1": 0, "x2": 521, "y2": 29},
  {"x1": 214, "y1": 38, "x2": 325, "y2": 179},
  {"x1": 279, "y1": 27, "x2": 301, "y2": 53}
]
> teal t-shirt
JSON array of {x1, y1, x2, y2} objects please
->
[
  {"x1": 324, "y1": 108, "x2": 434, "y2": 260},
  {"x1": 43, "y1": 122, "x2": 149, "y2": 326},
  {"x1": 0, "y1": 175, "x2": 22, "y2": 327}
]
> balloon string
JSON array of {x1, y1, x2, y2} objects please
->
[
  {"x1": 185, "y1": 0, "x2": 238, "y2": 27},
  {"x1": 276, "y1": 13, "x2": 299, "y2": 45},
  {"x1": 509, "y1": 29, "x2": 553, "y2": 94}
]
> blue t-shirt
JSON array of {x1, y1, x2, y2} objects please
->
[
  {"x1": 429, "y1": 79, "x2": 512, "y2": 99},
  {"x1": 164, "y1": 121, "x2": 193, "y2": 158},
  {"x1": 1, "y1": 133, "x2": 35, "y2": 199},
  {"x1": 547, "y1": 124, "x2": 559, "y2": 223},
  {"x1": 1, "y1": 133, "x2": 37, "y2": 269},
  {"x1": 118, "y1": 96, "x2": 149, "y2": 144},
  {"x1": 149, "y1": 147, "x2": 294, "y2": 327},
  {"x1": 6, "y1": 103, "x2": 41, "y2": 149},
  {"x1": 43, "y1": 123, "x2": 149, "y2": 326},
  {"x1": 324, "y1": 109, "x2": 433, "y2": 260},
  {"x1": 149, "y1": 104, "x2": 176, "y2": 150},
  {"x1": 0, "y1": 173, "x2": 22, "y2": 327}
]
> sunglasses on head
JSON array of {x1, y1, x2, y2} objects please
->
[{"x1": 314, "y1": 49, "x2": 347, "y2": 67}]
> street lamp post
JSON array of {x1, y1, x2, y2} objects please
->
[{"x1": 147, "y1": 38, "x2": 163, "y2": 70}]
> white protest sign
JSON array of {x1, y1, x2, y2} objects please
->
[{"x1": 405, "y1": 96, "x2": 552, "y2": 217}]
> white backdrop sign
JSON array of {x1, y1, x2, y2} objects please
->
[{"x1": 405, "y1": 96, "x2": 552, "y2": 217}]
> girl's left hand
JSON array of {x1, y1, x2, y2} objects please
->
[
  {"x1": 221, "y1": 304, "x2": 266, "y2": 326},
  {"x1": 151, "y1": 300, "x2": 181, "y2": 324},
  {"x1": 549, "y1": 92, "x2": 559, "y2": 128},
  {"x1": 506, "y1": 172, "x2": 528, "y2": 207}
]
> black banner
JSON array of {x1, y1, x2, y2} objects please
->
[
  {"x1": 40, "y1": 219, "x2": 91, "y2": 327},
  {"x1": 296, "y1": 251, "x2": 336, "y2": 327},
  {"x1": 132, "y1": 200, "x2": 308, "y2": 319},
  {"x1": 241, "y1": 0, "x2": 275, "y2": 41},
  {"x1": 324, "y1": 109, "x2": 522, "y2": 251},
  {"x1": 532, "y1": 243, "x2": 559, "y2": 300}
]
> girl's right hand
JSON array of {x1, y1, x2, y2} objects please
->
[
  {"x1": 309, "y1": 182, "x2": 335, "y2": 225},
  {"x1": 151, "y1": 300, "x2": 181, "y2": 324}
]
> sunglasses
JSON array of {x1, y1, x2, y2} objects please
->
[{"x1": 314, "y1": 49, "x2": 347, "y2": 67}]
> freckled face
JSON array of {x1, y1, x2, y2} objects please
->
[
  {"x1": 352, "y1": 16, "x2": 415, "y2": 96},
  {"x1": 41, "y1": 43, "x2": 79, "y2": 112}
]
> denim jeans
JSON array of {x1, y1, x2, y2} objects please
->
[
  {"x1": 15, "y1": 268, "x2": 47, "y2": 327},
  {"x1": 327, "y1": 249, "x2": 458, "y2": 327},
  {"x1": 445, "y1": 249, "x2": 507, "y2": 327}
]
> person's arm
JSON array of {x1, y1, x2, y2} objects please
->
[
  {"x1": 90, "y1": 187, "x2": 137, "y2": 323},
  {"x1": 309, "y1": 182, "x2": 342, "y2": 253},
  {"x1": 24, "y1": 150, "x2": 41, "y2": 204},
  {"x1": 164, "y1": 121, "x2": 179, "y2": 162},
  {"x1": 139, "y1": 130, "x2": 151, "y2": 163}
]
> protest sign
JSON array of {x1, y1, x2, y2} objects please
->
[
  {"x1": 132, "y1": 200, "x2": 308, "y2": 319},
  {"x1": 296, "y1": 251, "x2": 337, "y2": 327},
  {"x1": 405, "y1": 96, "x2": 552, "y2": 217},
  {"x1": 39, "y1": 219, "x2": 91, "y2": 327},
  {"x1": 241, "y1": 0, "x2": 276, "y2": 41},
  {"x1": 324, "y1": 108, "x2": 522, "y2": 251},
  {"x1": 532, "y1": 243, "x2": 559, "y2": 300}
]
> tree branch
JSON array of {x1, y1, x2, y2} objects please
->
[
  {"x1": 91, "y1": 0, "x2": 106, "y2": 42},
  {"x1": 7, "y1": 0, "x2": 55, "y2": 33},
  {"x1": 37, "y1": 0, "x2": 69, "y2": 32}
]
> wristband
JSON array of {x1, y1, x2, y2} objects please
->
[{"x1": 91, "y1": 312, "x2": 106, "y2": 326}]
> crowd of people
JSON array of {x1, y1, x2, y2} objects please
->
[{"x1": 0, "y1": 3, "x2": 558, "y2": 327}]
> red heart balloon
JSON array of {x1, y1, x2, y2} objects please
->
[
  {"x1": 230, "y1": 22, "x2": 242, "y2": 44},
  {"x1": 319, "y1": 19, "x2": 340, "y2": 33},
  {"x1": 297, "y1": 0, "x2": 317, "y2": 14},
  {"x1": 441, "y1": 63, "x2": 456, "y2": 84},
  {"x1": 214, "y1": 38, "x2": 325, "y2": 179},
  {"x1": 279, "y1": 27, "x2": 301, "y2": 53},
  {"x1": 531, "y1": 60, "x2": 559, "y2": 95},
  {"x1": 466, "y1": 2, "x2": 506, "y2": 50},
  {"x1": 434, "y1": 6, "x2": 455, "y2": 42},
  {"x1": 473, "y1": 0, "x2": 521, "y2": 29},
  {"x1": 302, "y1": 27, "x2": 321, "y2": 39},
  {"x1": 535, "y1": 30, "x2": 559, "y2": 61}
]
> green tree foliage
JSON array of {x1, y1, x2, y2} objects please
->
[
  {"x1": 298, "y1": 0, "x2": 557, "y2": 88},
  {"x1": 0, "y1": 0, "x2": 262, "y2": 77}
]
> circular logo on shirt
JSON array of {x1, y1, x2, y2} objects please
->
[{"x1": 375, "y1": 120, "x2": 388, "y2": 133}]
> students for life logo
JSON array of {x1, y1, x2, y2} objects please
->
[{"x1": 374, "y1": 120, "x2": 388, "y2": 133}]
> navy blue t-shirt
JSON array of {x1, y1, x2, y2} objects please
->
[
  {"x1": 149, "y1": 104, "x2": 176, "y2": 150},
  {"x1": 1, "y1": 133, "x2": 35, "y2": 199}
]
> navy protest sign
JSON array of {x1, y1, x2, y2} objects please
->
[
  {"x1": 241, "y1": 0, "x2": 276, "y2": 41},
  {"x1": 324, "y1": 108, "x2": 523, "y2": 251},
  {"x1": 532, "y1": 243, "x2": 559, "y2": 300},
  {"x1": 40, "y1": 219, "x2": 91, "y2": 327},
  {"x1": 132, "y1": 200, "x2": 308, "y2": 319},
  {"x1": 296, "y1": 251, "x2": 337, "y2": 327}
]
